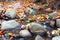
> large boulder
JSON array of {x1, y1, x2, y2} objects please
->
[
  {"x1": 52, "y1": 36, "x2": 60, "y2": 40},
  {"x1": 56, "y1": 19, "x2": 60, "y2": 27},
  {"x1": 27, "y1": 22, "x2": 45, "y2": 33},
  {"x1": 1, "y1": 20, "x2": 20, "y2": 30},
  {"x1": 19, "y1": 30, "x2": 32, "y2": 37},
  {"x1": 14, "y1": 2, "x2": 23, "y2": 9},
  {"x1": 27, "y1": 7, "x2": 37, "y2": 15},
  {"x1": 5, "y1": 8, "x2": 16, "y2": 18},
  {"x1": 49, "y1": 11, "x2": 58, "y2": 19},
  {"x1": 35, "y1": 35, "x2": 44, "y2": 40}
]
